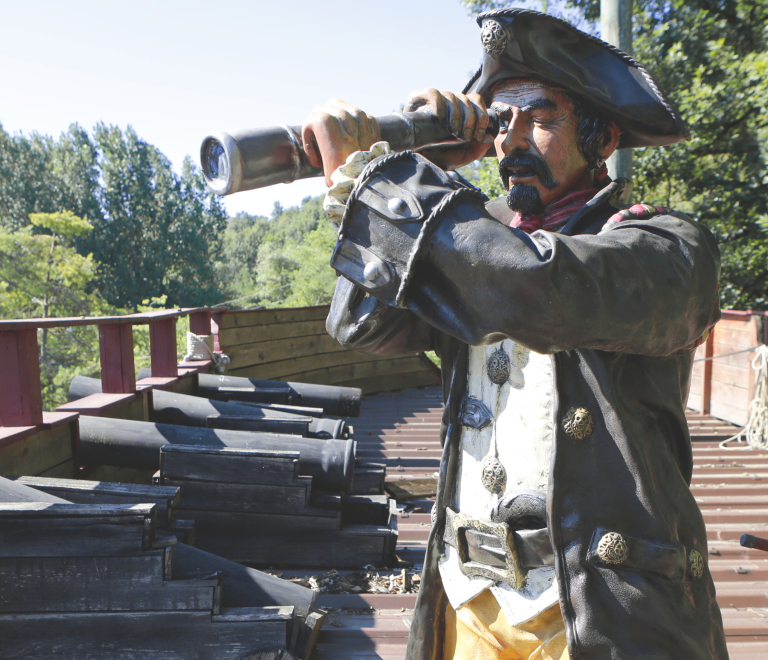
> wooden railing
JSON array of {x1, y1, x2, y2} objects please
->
[
  {"x1": 688, "y1": 310, "x2": 768, "y2": 425},
  {"x1": 214, "y1": 305, "x2": 441, "y2": 394}
]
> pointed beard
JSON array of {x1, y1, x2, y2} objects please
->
[{"x1": 506, "y1": 184, "x2": 546, "y2": 215}]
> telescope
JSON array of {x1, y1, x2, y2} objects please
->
[{"x1": 201, "y1": 109, "x2": 500, "y2": 196}]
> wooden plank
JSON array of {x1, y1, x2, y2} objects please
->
[
  {"x1": 702, "y1": 329, "x2": 714, "y2": 414},
  {"x1": 160, "y1": 445, "x2": 301, "y2": 486},
  {"x1": 212, "y1": 605, "x2": 293, "y2": 622},
  {"x1": 227, "y1": 350, "x2": 386, "y2": 381},
  {"x1": 150, "y1": 317, "x2": 178, "y2": 379},
  {"x1": 0, "y1": 503, "x2": 156, "y2": 557},
  {"x1": 193, "y1": 525, "x2": 394, "y2": 568},
  {"x1": 342, "y1": 495, "x2": 391, "y2": 526},
  {"x1": 219, "y1": 318, "x2": 328, "y2": 349},
  {"x1": 99, "y1": 323, "x2": 136, "y2": 394},
  {"x1": 166, "y1": 478, "x2": 312, "y2": 515},
  {"x1": 384, "y1": 477, "x2": 437, "y2": 502},
  {"x1": 36, "y1": 459, "x2": 76, "y2": 480},
  {"x1": 341, "y1": 370, "x2": 441, "y2": 395},
  {"x1": 0, "y1": 423, "x2": 73, "y2": 478},
  {"x1": 179, "y1": 507, "x2": 340, "y2": 532},
  {"x1": 189, "y1": 310, "x2": 212, "y2": 336},
  {"x1": 711, "y1": 361, "x2": 752, "y2": 389},
  {"x1": 0, "y1": 609, "x2": 288, "y2": 659},
  {"x1": 0, "y1": 329, "x2": 43, "y2": 427},
  {"x1": 227, "y1": 334, "x2": 348, "y2": 371},
  {"x1": 218, "y1": 306, "x2": 329, "y2": 330},
  {"x1": 0, "y1": 553, "x2": 201, "y2": 612},
  {"x1": 280, "y1": 358, "x2": 433, "y2": 387},
  {"x1": 10, "y1": 477, "x2": 179, "y2": 528}
]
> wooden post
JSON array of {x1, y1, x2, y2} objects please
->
[
  {"x1": 701, "y1": 329, "x2": 714, "y2": 415},
  {"x1": 0, "y1": 329, "x2": 44, "y2": 427},
  {"x1": 189, "y1": 310, "x2": 212, "y2": 336},
  {"x1": 99, "y1": 323, "x2": 136, "y2": 394},
  {"x1": 150, "y1": 318, "x2": 178, "y2": 378},
  {"x1": 601, "y1": 0, "x2": 633, "y2": 180}
]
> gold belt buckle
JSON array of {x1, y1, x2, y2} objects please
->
[{"x1": 447, "y1": 508, "x2": 526, "y2": 590}]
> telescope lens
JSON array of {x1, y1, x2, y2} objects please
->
[{"x1": 201, "y1": 138, "x2": 230, "y2": 186}]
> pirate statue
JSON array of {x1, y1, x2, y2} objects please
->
[{"x1": 301, "y1": 8, "x2": 726, "y2": 660}]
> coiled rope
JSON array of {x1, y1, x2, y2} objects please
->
[
  {"x1": 719, "y1": 345, "x2": 768, "y2": 450},
  {"x1": 183, "y1": 332, "x2": 231, "y2": 374}
]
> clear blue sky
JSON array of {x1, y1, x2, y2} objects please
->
[{"x1": 0, "y1": 0, "x2": 503, "y2": 217}]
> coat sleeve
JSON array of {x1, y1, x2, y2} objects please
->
[{"x1": 328, "y1": 151, "x2": 721, "y2": 357}]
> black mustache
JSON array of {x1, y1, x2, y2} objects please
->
[{"x1": 498, "y1": 153, "x2": 558, "y2": 190}]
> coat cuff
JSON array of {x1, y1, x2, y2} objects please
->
[{"x1": 330, "y1": 150, "x2": 488, "y2": 307}]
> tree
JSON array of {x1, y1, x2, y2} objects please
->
[
  {"x1": 0, "y1": 211, "x2": 109, "y2": 408},
  {"x1": 460, "y1": 0, "x2": 768, "y2": 310}
]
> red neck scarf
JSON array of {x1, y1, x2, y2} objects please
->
[
  {"x1": 510, "y1": 188, "x2": 597, "y2": 233},
  {"x1": 509, "y1": 166, "x2": 609, "y2": 233}
]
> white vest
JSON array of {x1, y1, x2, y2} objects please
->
[{"x1": 438, "y1": 339, "x2": 560, "y2": 625}]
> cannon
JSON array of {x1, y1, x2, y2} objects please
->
[
  {"x1": 69, "y1": 376, "x2": 348, "y2": 439},
  {"x1": 78, "y1": 416, "x2": 355, "y2": 492},
  {"x1": 137, "y1": 369, "x2": 362, "y2": 418}
]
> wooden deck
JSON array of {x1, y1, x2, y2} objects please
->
[{"x1": 313, "y1": 386, "x2": 768, "y2": 660}]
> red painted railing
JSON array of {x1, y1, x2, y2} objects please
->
[{"x1": 0, "y1": 308, "x2": 214, "y2": 427}]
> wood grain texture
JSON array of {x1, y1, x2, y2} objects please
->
[
  {"x1": 166, "y1": 478, "x2": 312, "y2": 515},
  {"x1": 0, "y1": 329, "x2": 43, "y2": 427},
  {"x1": 160, "y1": 445, "x2": 301, "y2": 486},
  {"x1": 0, "y1": 555, "x2": 220, "y2": 613},
  {"x1": 0, "y1": 503, "x2": 156, "y2": 557},
  {"x1": 0, "y1": 424, "x2": 73, "y2": 478},
  {"x1": 0, "y1": 609, "x2": 288, "y2": 660},
  {"x1": 10, "y1": 477, "x2": 179, "y2": 528}
]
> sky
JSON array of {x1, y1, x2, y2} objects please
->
[{"x1": 0, "y1": 0, "x2": 499, "y2": 218}]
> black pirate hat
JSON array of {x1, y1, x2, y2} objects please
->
[{"x1": 463, "y1": 9, "x2": 689, "y2": 149}]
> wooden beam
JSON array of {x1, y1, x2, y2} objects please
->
[
  {"x1": 98, "y1": 323, "x2": 136, "y2": 394},
  {"x1": 149, "y1": 318, "x2": 178, "y2": 378},
  {"x1": 701, "y1": 329, "x2": 714, "y2": 415},
  {"x1": 189, "y1": 310, "x2": 212, "y2": 336},
  {"x1": 0, "y1": 329, "x2": 43, "y2": 427}
]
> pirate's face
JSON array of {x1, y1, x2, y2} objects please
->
[{"x1": 491, "y1": 79, "x2": 591, "y2": 213}]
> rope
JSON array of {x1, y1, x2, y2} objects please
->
[
  {"x1": 719, "y1": 345, "x2": 768, "y2": 450},
  {"x1": 693, "y1": 347, "x2": 756, "y2": 362},
  {"x1": 183, "y1": 332, "x2": 231, "y2": 374}
]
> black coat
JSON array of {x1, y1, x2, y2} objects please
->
[{"x1": 326, "y1": 151, "x2": 727, "y2": 660}]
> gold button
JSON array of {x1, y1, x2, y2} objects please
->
[
  {"x1": 597, "y1": 532, "x2": 629, "y2": 565},
  {"x1": 563, "y1": 406, "x2": 595, "y2": 439},
  {"x1": 689, "y1": 549, "x2": 704, "y2": 580}
]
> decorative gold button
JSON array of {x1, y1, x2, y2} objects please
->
[
  {"x1": 563, "y1": 406, "x2": 595, "y2": 439},
  {"x1": 481, "y1": 456, "x2": 507, "y2": 495},
  {"x1": 487, "y1": 347, "x2": 511, "y2": 385},
  {"x1": 689, "y1": 549, "x2": 704, "y2": 580},
  {"x1": 597, "y1": 532, "x2": 629, "y2": 565}
]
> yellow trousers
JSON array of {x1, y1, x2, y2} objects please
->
[{"x1": 444, "y1": 591, "x2": 570, "y2": 660}]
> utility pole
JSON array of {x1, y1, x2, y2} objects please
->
[{"x1": 601, "y1": 0, "x2": 633, "y2": 181}]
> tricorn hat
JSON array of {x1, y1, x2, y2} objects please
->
[{"x1": 463, "y1": 9, "x2": 689, "y2": 149}]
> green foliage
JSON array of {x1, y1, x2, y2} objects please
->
[
  {"x1": 0, "y1": 122, "x2": 227, "y2": 309},
  {"x1": 460, "y1": 0, "x2": 768, "y2": 310},
  {"x1": 217, "y1": 196, "x2": 338, "y2": 309},
  {"x1": 0, "y1": 211, "x2": 111, "y2": 409}
]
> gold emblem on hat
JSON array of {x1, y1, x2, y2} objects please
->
[
  {"x1": 481, "y1": 456, "x2": 507, "y2": 494},
  {"x1": 597, "y1": 532, "x2": 629, "y2": 565},
  {"x1": 689, "y1": 549, "x2": 704, "y2": 580},
  {"x1": 487, "y1": 347, "x2": 511, "y2": 385},
  {"x1": 481, "y1": 20, "x2": 509, "y2": 57},
  {"x1": 563, "y1": 406, "x2": 595, "y2": 439}
]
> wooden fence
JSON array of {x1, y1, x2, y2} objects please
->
[
  {"x1": 215, "y1": 306, "x2": 441, "y2": 395},
  {"x1": 688, "y1": 311, "x2": 768, "y2": 426}
]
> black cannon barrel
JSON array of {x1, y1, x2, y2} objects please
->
[
  {"x1": 69, "y1": 376, "x2": 346, "y2": 439},
  {"x1": 78, "y1": 416, "x2": 355, "y2": 491},
  {"x1": 200, "y1": 109, "x2": 499, "y2": 195},
  {"x1": 195, "y1": 373, "x2": 362, "y2": 418}
]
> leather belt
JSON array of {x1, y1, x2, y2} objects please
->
[{"x1": 444, "y1": 507, "x2": 554, "y2": 591}]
